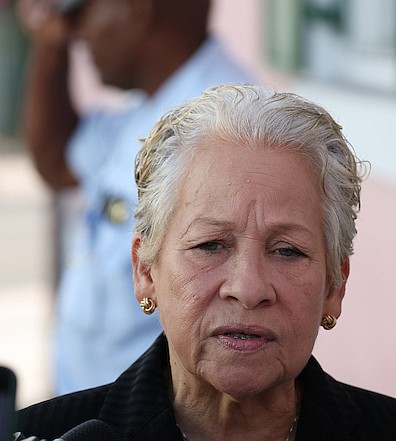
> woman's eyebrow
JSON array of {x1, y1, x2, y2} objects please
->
[
  {"x1": 180, "y1": 217, "x2": 235, "y2": 238},
  {"x1": 268, "y1": 223, "x2": 313, "y2": 235},
  {"x1": 181, "y1": 218, "x2": 313, "y2": 239}
]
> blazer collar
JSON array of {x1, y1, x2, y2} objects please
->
[
  {"x1": 296, "y1": 357, "x2": 362, "y2": 441},
  {"x1": 98, "y1": 334, "x2": 182, "y2": 440}
]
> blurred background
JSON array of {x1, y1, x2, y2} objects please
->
[{"x1": 1, "y1": 0, "x2": 395, "y2": 408}]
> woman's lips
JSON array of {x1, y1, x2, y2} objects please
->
[{"x1": 213, "y1": 325, "x2": 277, "y2": 352}]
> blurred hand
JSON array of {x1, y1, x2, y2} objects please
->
[{"x1": 16, "y1": 0, "x2": 74, "y2": 47}]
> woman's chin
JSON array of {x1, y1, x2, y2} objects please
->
[
  {"x1": 211, "y1": 380, "x2": 273, "y2": 401},
  {"x1": 200, "y1": 365, "x2": 283, "y2": 401}
]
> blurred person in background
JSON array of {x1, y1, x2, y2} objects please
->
[{"x1": 16, "y1": 0, "x2": 259, "y2": 395}]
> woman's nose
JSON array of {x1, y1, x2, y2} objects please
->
[{"x1": 219, "y1": 246, "x2": 276, "y2": 309}]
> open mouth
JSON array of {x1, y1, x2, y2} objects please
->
[
  {"x1": 217, "y1": 330, "x2": 273, "y2": 352},
  {"x1": 225, "y1": 332, "x2": 260, "y2": 340}
]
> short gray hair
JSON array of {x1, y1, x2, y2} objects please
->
[{"x1": 134, "y1": 84, "x2": 365, "y2": 289}]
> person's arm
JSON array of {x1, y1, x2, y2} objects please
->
[{"x1": 18, "y1": 0, "x2": 79, "y2": 190}]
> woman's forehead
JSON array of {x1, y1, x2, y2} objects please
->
[
  {"x1": 182, "y1": 141, "x2": 317, "y2": 193},
  {"x1": 172, "y1": 143, "x2": 323, "y2": 233}
]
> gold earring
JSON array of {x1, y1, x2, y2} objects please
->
[
  {"x1": 140, "y1": 297, "x2": 156, "y2": 315},
  {"x1": 321, "y1": 315, "x2": 337, "y2": 330}
]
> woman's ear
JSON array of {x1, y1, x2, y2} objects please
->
[
  {"x1": 131, "y1": 235, "x2": 156, "y2": 302},
  {"x1": 324, "y1": 258, "x2": 350, "y2": 319}
]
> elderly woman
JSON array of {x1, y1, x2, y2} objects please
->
[{"x1": 16, "y1": 84, "x2": 396, "y2": 440}]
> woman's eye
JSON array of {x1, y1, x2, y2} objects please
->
[
  {"x1": 195, "y1": 241, "x2": 222, "y2": 252},
  {"x1": 275, "y1": 247, "x2": 305, "y2": 258}
]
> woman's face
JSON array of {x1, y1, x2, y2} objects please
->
[{"x1": 133, "y1": 141, "x2": 347, "y2": 399}]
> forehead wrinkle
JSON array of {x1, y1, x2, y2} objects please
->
[
  {"x1": 231, "y1": 197, "x2": 316, "y2": 239},
  {"x1": 178, "y1": 185, "x2": 312, "y2": 241}
]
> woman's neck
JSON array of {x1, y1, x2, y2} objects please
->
[{"x1": 170, "y1": 369, "x2": 301, "y2": 441}]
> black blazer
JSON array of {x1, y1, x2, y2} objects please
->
[{"x1": 16, "y1": 334, "x2": 396, "y2": 441}]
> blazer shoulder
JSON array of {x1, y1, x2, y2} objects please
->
[
  {"x1": 342, "y1": 381, "x2": 396, "y2": 416},
  {"x1": 300, "y1": 357, "x2": 396, "y2": 439},
  {"x1": 16, "y1": 384, "x2": 110, "y2": 440}
]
